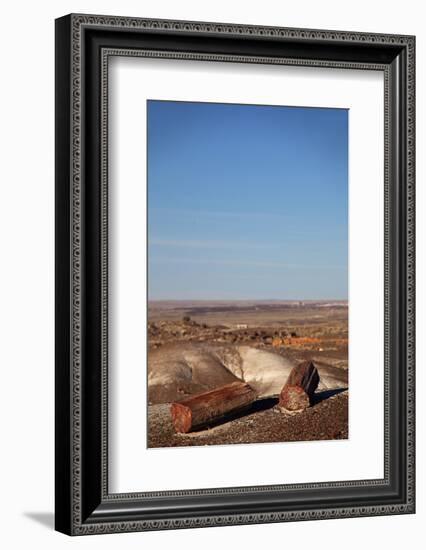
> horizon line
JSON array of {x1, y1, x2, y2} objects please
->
[{"x1": 148, "y1": 298, "x2": 349, "y2": 302}]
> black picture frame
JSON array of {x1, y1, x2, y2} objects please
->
[{"x1": 55, "y1": 13, "x2": 415, "y2": 535}]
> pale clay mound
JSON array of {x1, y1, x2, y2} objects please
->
[{"x1": 148, "y1": 343, "x2": 347, "y2": 403}]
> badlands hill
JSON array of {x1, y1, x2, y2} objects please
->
[{"x1": 148, "y1": 342, "x2": 348, "y2": 404}]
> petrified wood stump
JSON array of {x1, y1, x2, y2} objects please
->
[
  {"x1": 170, "y1": 381, "x2": 256, "y2": 433},
  {"x1": 279, "y1": 361, "x2": 319, "y2": 412}
]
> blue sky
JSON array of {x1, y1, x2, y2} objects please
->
[{"x1": 147, "y1": 100, "x2": 348, "y2": 300}]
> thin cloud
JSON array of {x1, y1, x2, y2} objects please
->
[
  {"x1": 149, "y1": 238, "x2": 278, "y2": 250},
  {"x1": 150, "y1": 206, "x2": 297, "y2": 221},
  {"x1": 150, "y1": 257, "x2": 347, "y2": 270}
]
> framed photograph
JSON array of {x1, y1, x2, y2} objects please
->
[{"x1": 55, "y1": 14, "x2": 415, "y2": 535}]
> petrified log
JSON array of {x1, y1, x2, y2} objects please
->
[
  {"x1": 279, "y1": 361, "x2": 319, "y2": 412},
  {"x1": 170, "y1": 381, "x2": 256, "y2": 433}
]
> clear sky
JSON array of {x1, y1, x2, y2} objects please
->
[{"x1": 147, "y1": 100, "x2": 348, "y2": 300}]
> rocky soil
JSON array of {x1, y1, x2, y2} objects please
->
[{"x1": 148, "y1": 390, "x2": 348, "y2": 448}]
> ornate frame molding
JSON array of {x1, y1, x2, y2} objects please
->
[{"x1": 55, "y1": 14, "x2": 415, "y2": 535}]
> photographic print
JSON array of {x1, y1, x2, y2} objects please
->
[{"x1": 147, "y1": 99, "x2": 349, "y2": 448}]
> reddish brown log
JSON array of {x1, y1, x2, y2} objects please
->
[
  {"x1": 170, "y1": 381, "x2": 256, "y2": 433},
  {"x1": 279, "y1": 361, "x2": 319, "y2": 412}
]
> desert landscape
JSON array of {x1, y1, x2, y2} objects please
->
[
  {"x1": 147, "y1": 300, "x2": 348, "y2": 448},
  {"x1": 147, "y1": 101, "x2": 348, "y2": 449}
]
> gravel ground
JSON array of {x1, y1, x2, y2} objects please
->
[{"x1": 148, "y1": 390, "x2": 348, "y2": 448}]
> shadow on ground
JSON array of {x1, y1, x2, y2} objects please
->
[
  {"x1": 24, "y1": 512, "x2": 54, "y2": 530},
  {"x1": 311, "y1": 387, "x2": 348, "y2": 405}
]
